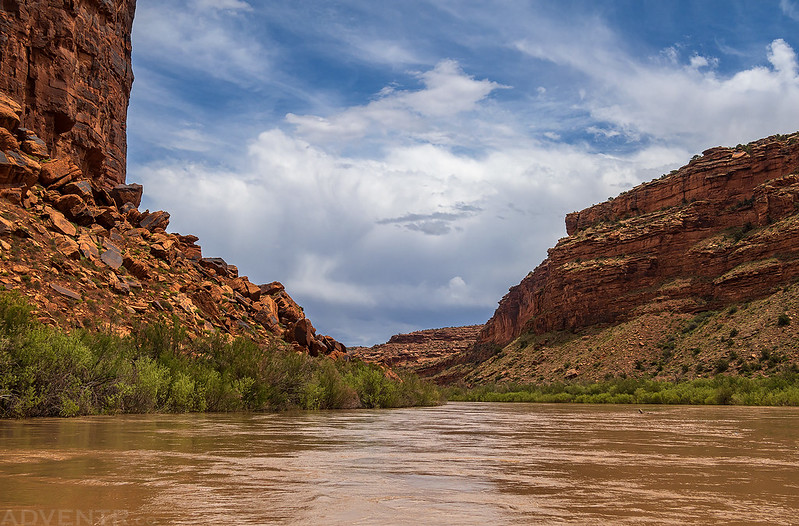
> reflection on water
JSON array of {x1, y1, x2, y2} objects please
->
[{"x1": 1, "y1": 403, "x2": 797, "y2": 525}]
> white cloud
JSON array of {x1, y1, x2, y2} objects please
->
[
  {"x1": 768, "y1": 38, "x2": 798, "y2": 77},
  {"x1": 194, "y1": 0, "x2": 252, "y2": 11},
  {"x1": 781, "y1": 0, "x2": 799, "y2": 21},
  {"x1": 285, "y1": 60, "x2": 503, "y2": 144},
  {"x1": 129, "y1": 3, "x2": 799, "y2": 345},
  {"x1": 518, "y1": 35, "x2": 799, "y2": 148},
  {"x1": 133, "y1": 1, "x2": 268, "y2": 86},
  {"x1": 134, "y1": 122, "x2": 681, "y2": 345}
]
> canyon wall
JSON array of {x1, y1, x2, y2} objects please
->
[
  {"x1": 479, "y1": 134, "x2": 799, "y2": 348},
  {"x1": 0, "y1": 0, "x2": 135, "y2": 187},
  {"x1": 0, "y1": 0, "x2": 349, "y2": 358},
  {"x1": 351, "y1": 325, "x2": 481, "y2": 379}
]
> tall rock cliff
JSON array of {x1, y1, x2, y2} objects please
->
[
  {"x1": 0, "y1": 0, "x2": 348, "y2": 358},
  {"x1": 0, "y1": 0, "x2": 135, "y2": 187},
  {"x1": 479, "y1": 134, "x2": 799, "y2": 350}
]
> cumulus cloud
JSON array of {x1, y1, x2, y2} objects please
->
[
  {"x1": 517, "y1": 35, "x2": 799, "y2": 147},
  {"x1": 129, "y1": 3, "x2": 799, "y2": 345},
  {"x1": 286, "y1": 60, "x2": 503, "y2": 145},
  {"x1": 136, "y1": 95, "x2": 682, "y2": 345}
]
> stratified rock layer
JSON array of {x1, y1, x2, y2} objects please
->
[
  {"x1": 0, "y1": 0, "x2": 135, "y2": 187},
  {"x1": 352, "y1": 325, "x2": 481, "y2": 379},
  {"x1": 479, "y1": 134, "x2": 799, "y2": 349}
]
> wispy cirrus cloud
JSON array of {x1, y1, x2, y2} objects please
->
[
  {"x1": 133, "y1": 0, "x2": 268, "y2": 86},
  {"x1": 781, "y1": 0, "x2": 799, "y2": 21}
]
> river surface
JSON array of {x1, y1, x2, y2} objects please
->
[{"x1": 0, "y1": 403, "x2": 797, "y2": 525}]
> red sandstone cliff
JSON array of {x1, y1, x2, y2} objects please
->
[
  {"x1": 479, "y1": 134, "x2": 799, "y2": 349},
  {"x1": 0, "y1": 0, "x2": 135, "y2": 187},
  {"x1": 0, "y1": 0, "x2": 347, "y2": 358},
  {"x1": 351, "y1": 325, "x2": 481, "y2": 378}
]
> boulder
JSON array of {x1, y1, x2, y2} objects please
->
[
  {"x1": 252, "y1": 297, "x2": 281, "y2": 333},
  {"x1": 0, "y1": 150, "x2": 40, "y2": 189},
  {"x1": 54, "y1": 194, "x2": 91, "y2": 224},
  {"x1": 0, "y1": 128, "x2": 19, "y2": 150},
  {"x1": 0, "y1": 94, "x2": 22, "y2": 131},
  {"x1": 190, "y1": 289, "x2": 220, "y2": 321},
  {"x1": 110, "y1": 183, "x2": 143, "y2": 208},
  {"x1": 100, "y1": 240, "x2": 123, "y2": 270},
  {"x1": 123, "y1": 256, "x2": 150, "y2": 280},
  {"x1": 274, "y1": 291, "x2": 303, "y2": 323},
  {"x1": 55, "y1": 235, "x2": 81, "y2": 260},
  {"x1": 260, "y1": 281, "x2": 285, "y2": 296},
  {"x1": 100, "y1": 249, "x2": 124, "y2": 270},
  {"x1": 177, "y1": 234, "x2": 202, "y2": 261},
  {"x1": 199, "y1": 257, "x2": 231, "y2": 277},
  {"x1": 77, "y1": 234, "x2": 100, "y2": 260},
  {"x1": 39, "y1": 158, "x2": 82, "y2": 188},
  {"x1": 108, "y1": 273, "x2": 129, "y2": 295},
  {"x1": 292, "y1": 318, "x2": 316, "y2": 348},
  {"x1": 49, "y1": 283, "x2": 81, "y2": 301},
  {"x1": 92, "y1": 207, "x2": 121, "y2": 229},
  {"x1": 62, "y1": 180, "x2": 94, "y2": 201},
  {"x1": 139, "y1": 210, "x2": 170, "y2": 232},
  {"x1": 310, "y1": 339, "x2": 328, "y2": 357},
  {"x1": 231, "y1": 277, "x2": 261, "y2": 302},
  {"x1": 17, "y1": 129, "x2": 49, "y2": 158},
  {"x1": 0, "y1": 216, "x2": 15, "y2": 235},
  {"x1": 44, "y1": 207, "x2": 77, "y2": 237}
]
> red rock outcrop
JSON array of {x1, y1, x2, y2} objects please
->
[
  {"x1": 479, "y1": 134, "x2": 799, "y2": 348},
  {"x1": 0, "y1": 0, "x2": 135, "y2": 187},
  {"x1": 0, "y1": 2, "x2": 350, "y2": 359},
  {"x1": 352, "y1": 325, "x2": 482, "y2": 378}
]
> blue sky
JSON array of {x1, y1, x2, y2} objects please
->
[{"x1": 127, "y1": 0, "x2": 799, "y2": 346}]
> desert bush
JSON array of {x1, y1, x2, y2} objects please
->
[{"x1": 0, "y1": 292, "x2": 441, "y2": 418}]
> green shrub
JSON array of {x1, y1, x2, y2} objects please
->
[{"x1": 0, "y1": 292, "x2": 442, "y2": 418}]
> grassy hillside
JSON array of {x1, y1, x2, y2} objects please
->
[{"x1": 435, "y1": 280, "x2": 799, "y2": 391}]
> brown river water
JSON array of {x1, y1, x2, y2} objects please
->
[{"x1": 0, "y1": 402, "x2": 797, "y2": 525}]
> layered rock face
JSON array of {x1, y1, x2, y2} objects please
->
[
  {"x1": 351, "y1": 325, "x2": 481, "y2": 378},
  {"x1": 479, "y1": 134, "x2": 799, "y2": 348},
  {"x1": 0, "y1": 0, "x2": 135, "y2": 187}
]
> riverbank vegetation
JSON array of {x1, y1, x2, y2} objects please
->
[
  {"x1": 446, "y1": 374, "x2": 799, "y2": 405},
  {"x1": 0, "y1": 292, "x2": 442, "y2": 418}
]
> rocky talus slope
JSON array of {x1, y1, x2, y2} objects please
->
[
  {"x1": 1, "y1": 0, "x2": 135, "y2": 186},
  {"x1": 0, "y1": 90, "x2": 346, "y2": 358},
  {"x1": 351, "y1": 325, "x2": 481, "y2": 380}
]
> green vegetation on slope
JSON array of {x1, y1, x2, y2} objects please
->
[
  {"x1": 0, "y1": 292, "x2": 442, "y2": 418},
  {"x1": 446, "y1": 374, "x2": 799, "y2": 405}
]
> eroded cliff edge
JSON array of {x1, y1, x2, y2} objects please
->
[
  {"x1": 480, "y1": 135, "x2": 799, "y2": 349},
  {"x1": 1, "y1": 0, "x2": 135, "y2": 187}
]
